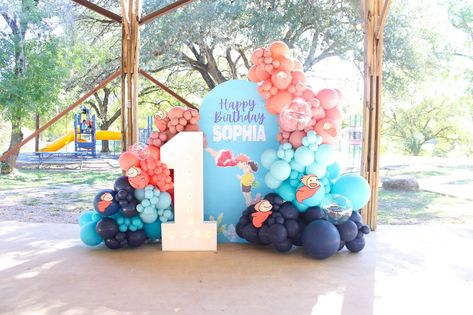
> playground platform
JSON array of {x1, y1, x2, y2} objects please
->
[
  {"x1": 0, "y1": 222, "x2": 471, "y2": 315},
  {"x1": 16, "y1": 153, "x2": 119, "y2": 170}
]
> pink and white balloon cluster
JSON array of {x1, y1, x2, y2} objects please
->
[{"x1": 248, "y1": 41, "x2": 343, "y2": 148}]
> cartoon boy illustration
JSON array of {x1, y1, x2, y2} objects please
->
[
  {"x1": 251, "y1": 199, "x2": 273, "y2": 228},
  {"x1": 296, "y1": 174, "x2": 321, "y2": 203},
  {"x1": 206, "y1": 147, "x2": 259, "y2": 205}
]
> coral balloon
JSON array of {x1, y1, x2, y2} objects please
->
[
  {"x1": 251, "y1": 48, "x2": 264, "y2": 64},
  {"x1": 255, "y1": 65, "x2": 271, "y2": 81},
  {"x1": 248, "y1": 65, "x2": 259, "y2": 82},
  {"x1": 302, "y1": 88, "x2": 316, "y2": 101},
  {"x1": 294, "y1": 59, "x2": 303, "y2": 71},
  {"x1": 271, "y1": 70, "x2": 293, "y2": 90},
  {"x1": 325, "y1": 106, "x2": 343, "y2": 122},
  {"x1": 168, "y1": 106, "x2": 185, "y2": 119},
  {"x1": 317, "y1": 89, "x2": 339, "y2": 110},
  {"x1": 269, "y1": 41, "x2": 289, "y2": 58},
  {"x1": 277, "y1": 57, "x2": 295, "y2": 71},
  {"x1": 288, "y1": 130, "x2": 306, "y2": 148},
  {"x1": 266, "y1": 90, "x2": 293, "y2": 115},
  {"x1": 315, "y1": 119, "x2": 340, "y2": 144},
  {"x1": 119, "y1": 151, "x2": 140, "y2": 171},
  {"x1": 291, "y1": 70, "x2": 306, "y2": 84}
]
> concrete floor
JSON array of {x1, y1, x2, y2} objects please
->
[{"x1": 0, "y1": 222, "x2": 472, "y2": 315}]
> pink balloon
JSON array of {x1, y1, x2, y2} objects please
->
[
  {"x1": 271, "y1": 70, "x2": 293, "y2": 90},
  {"x1": 251, "y1": 48, "x2": 264, "y2": 64},
  {"x1": 294, "y1": 59, "x2": 303, "y2": 71},
  {"x1": 288, "y1": 130, "x2": 306, "y2": 148},
  {"x1": 302, "y1": 88, "x2": 316, "y2": 101},
  {"x1": 317, "y1": 89, "x2": 339, "y2": 110},
  {"x1": 315, "y1": 119, "x2": 340, "y2": 144},
  {"x1": 266, "y1": 90, "x2": 293, "y2": 115},
  {"x1": 311, "y1": 105, "x2": 325, "y2": 121},
  {"x1": 278, "y1": 99, "x2": 312, "y2": 132},
  {"x1": 255, "y1": 65, "x2": 270, "y2": 81},
  {"x1": 248, "y1": 65, "x2": 259, "y2": 82},
  {"x1": 260, "y1": 80, "x2": 272, "y2": 91},
  {"x1": 119, "y1": 151, "x2": 140, "y2": 171},
  {"x1": 291, "y1": 70, "x2": 306, "y2": 84},
  {"x1": 269, "y1": 41, "x2": 290, "y2": 59},
  {"x1": 169, "y1": 106, "x2": 185, "y2": 119}
]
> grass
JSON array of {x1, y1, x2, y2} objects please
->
[
  {"x1": 0, "y1": 169, "x2": 121, "y2": 191},
  {"x1": 378, "y1": 189, "x2": 473, "y2": 224}
]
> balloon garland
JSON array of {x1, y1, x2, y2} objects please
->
[
  {"x1": 79, "y1": 41, "x2": 372, "y2": 260},
  {"x1": 244, "y1": 41, "x2": 372, "y2": 259},
  {"x1": 79, "y1": 107, "x2": 202, "y2": 249}
]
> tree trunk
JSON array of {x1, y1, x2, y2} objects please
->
[{"x1": 1, "y1": 116, "x2": 23, "y2": 174}]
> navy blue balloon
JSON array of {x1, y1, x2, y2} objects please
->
[
  {"x1": 279, "y1": 202, "x2": 298, "y2": 220},
  {"x1": 302, "y1": 220, "x2": 341, "y2": 259},
  {"x1": 265, "y1": 193, "x2": 284, "y2": 205},
  {"x1": 304, "y1": 206, "x2": 326, "y2": 222},
  {"x1": 360, "y1": 225, "x2": 370, "y2": 235},
  {"x1": 96, "y1": 217, "x2": 118, "y2": 239},
  {"x1": 104, "y1": 237, "x2": 121, "y2": 249},
  {"x1": 114, "y1": 176, "x2": 133, "y2": 191},
  {"x1": 338, "y1": 240, "x2": 345, "y2": 251},
  {"x1": 336, "y1": 220, "x2": 358, "y2": 242},
  {"x1": 346, "y1": 235, "x2": 365, "y2": 252},
  {"x1": 284, "y1": 219, "x2": 299, "y2": 238},
  {"x1": 127, "y1": 229, "x2": 146, "y2": 248},
  {"x1": 269, "y1": 224, "x2": 287, "y2": 243},
  {"x1": 236, "y1": 223, "x2": 245, "y2": 239},
  {"x1": 274, "y1": 239, "x2": 293, "y2": 252},
  {"x1": 257, "y1": 225, "x2": 272, "y2": 245},
  {"x1": 350, "y1": 211, "x2": 362, "y2": 222},
  {"x1": 93, "y1": 190, "x2": 120, "y2": 216},
  {"x1": 242, "y1": 224, "x2": 260, "y2": 244},
  {"x1": 121, "y1": 199, "x2": 139, "y2": 217}
]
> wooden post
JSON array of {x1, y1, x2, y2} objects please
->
[{"x1": 360, "y1": 0, "x2": 391, "y2": 230}]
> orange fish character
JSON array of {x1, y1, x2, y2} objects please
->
[
  {"x1": 127, "y1": 166, "x2": 149, "y2": 189},
  {"x1": 97, "y1": 192, "x2": 114, "y2": 213},
  {"x1": 296, "y1": 175, "x2": 321, "y2": 203},
  {"x1": 251, "y1": 199, "x2": 273, "y2": 228}
]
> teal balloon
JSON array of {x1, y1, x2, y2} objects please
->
[
  {"x1": 134, "y1": 189, "x2": 146, "y2": 201},
  {"x1": 290, "y1": 160, "x2": 304, "y2": 173},
  {"x1": 140, "y1": 210, "x2": 158, "y2": 224},
  {"x1": 157, "y1": 192, "x2": 172, "y2": 210},
  {"x1": 261, "y1": 149, "x2": 278, "y2": 169},
  {"x1": 277, "y1": 180, "x2": 296, "y2": 202},
  {"x1": 294, "y1": 147, "x2": 315, "y2": 166},
  {"x1": 143, "y1": 220, "x2": 162, "y2": 239},
  {"x1": 270, "y1": 160, "x2": 291, "y2": 181},
  {"x1": 293, "y1": 199, "x2": 309, "y2": 212},
  {"x1": 331, "y1": 174, "x2": 371, "y2": 210},
  {"x1": 315, "y1": 144, "x2": 335, "y2": 165},
  {"x1": 301, "y1": 184, "x2": 326, "y2": 207},
  {"x1": 80, "y1": 221, "x2": 103, "y2": 246},
  {"x1": 305, "y1": 163, "x2": 327, "y2": 178},
  {"x1": 264, "y1": 172, "x2": 282, "y2": 189},
  {"x1": 79, "y1": 210, "x2": 94, "y2": 227},
  {"x1": 326, "y1": 162, "x2": 341, "y2": 179}
]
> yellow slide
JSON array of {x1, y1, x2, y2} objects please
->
[{"x1": 39, "y1": 131, "x2": 121, "y2": 152}]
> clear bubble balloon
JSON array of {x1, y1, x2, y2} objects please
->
[
  {"x1": 279, "y1": 100, "x2": 312, "y2": 132},
  {"x1": 320, "y1": 194, "x2": 353, "y2": 224},
  {"x1": 130, "y1": 143, "x2": 150, "y2": 160}
]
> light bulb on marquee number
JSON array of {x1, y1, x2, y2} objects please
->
[{"x1": 160, "y1": 132, "x2": 217, "y2": 251}]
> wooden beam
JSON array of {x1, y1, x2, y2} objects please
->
[
  {"x1": 139, "y1": 69, "x2": 198, "y2": 110},
  {"x1": 72, "y1": 0, "x2": 122, "y2": 23},
  {"x1": 121, "y1": 0, "x2": 131, "y2": 40},
  {"x1": 0, "y1": 70, "x2": 121, "y2": 163},
  {"x1": 376, "y1": 0, "x2": 392, "y2": 39},
  {"x1": 139, "y1": 0, "x2": 194, "y2": 25}
]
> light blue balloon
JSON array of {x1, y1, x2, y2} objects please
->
[
  {"x1": 157, "y1": 192, "x2": 172, "y2": 210},
  {"x1": 144, "y1": 190, "x2": 153, "y2": 200},
  {"x1": 305, "y1": 163, "x2": 327, "y2": 178},
  {"x1": 294, "y1": 146, "x2": 315, "y2": 166},
  {"x1": 277, "y1": 180, "x2": 296, "y2": 202},
  {"x1": 290, "y1": 160, "x2": 304, "y2": 173},
  {"x1": 270, "y1": 159, "x2": 291, "y2": 181},
  {"x1": 261, "y1": 149, "x2": 278, "y2": 169},
  {"x1": 326, "y1": 162, "x2": 341, "y2": 179},
  {"x1": 134, "y1": 189, "x2": 146, "y2": 201},
  {"x1": 80, "y1": 221, "x2": 102, "y2": 246},
  {"x1": 78, "y1": 210, "x2": 94, "y2": 227},
  {"x1": 331, "y1": 174, "x2": 371, "y2": 210},
  {"x1": 143, "y1": 220, "x2": 162, "y2": 239},
  {"x1": 264, "y1": 172, "x2": 282, "y2": 189},
  {"x1": 293, "y1": 199, "x2": 309, "y2": 212},
  {"x1": 301, "y1": 184, "x2": 326, "y2": 207},
  {"x1": 140, "y1": 210, "x2": 158, "y2": 224},
  {"x1": 315, "y1": 144, "x2": 335, "y2": 165},
  {"x1": 163, "y1": 209, "x2": 173, "y2": 219}
]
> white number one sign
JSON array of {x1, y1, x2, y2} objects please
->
[{"x1": 160, "y1": 132, "x2": 217, "y2": 251}]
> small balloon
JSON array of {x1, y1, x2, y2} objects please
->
[{"x1": 130, "y1": 143, "x2": 150, "y2": 161}]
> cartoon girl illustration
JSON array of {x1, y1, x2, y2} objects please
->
[
  {"x1": 251, "y1": 199, "x2": 273, "y2": 228},
  {"x1": 206, "y1": 147, "x2": 259, "y2": 205}
]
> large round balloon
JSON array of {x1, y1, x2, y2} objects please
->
[
  {"x1": 80, "y1": 221, "x2": 103, "y2": 246},
  {"x1": 93, "y1": 189, "x2": 120, "y2": 217},
  {"x1": 96, "y1": 217, "x2": 119, "y2": 239},
  {"x1": 143, "y1": 220, "x2": 162, "y2": 240},
  {"x1": 331, "y1": 174, "x2": 371, "y2": 210},
  {"x1": 302, "y1": 219, "x2": 340, "y2": 259}
]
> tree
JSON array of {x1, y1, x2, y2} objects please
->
[{"x1": 0, "y1": 0, "x2": 67, "y2": 173}]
